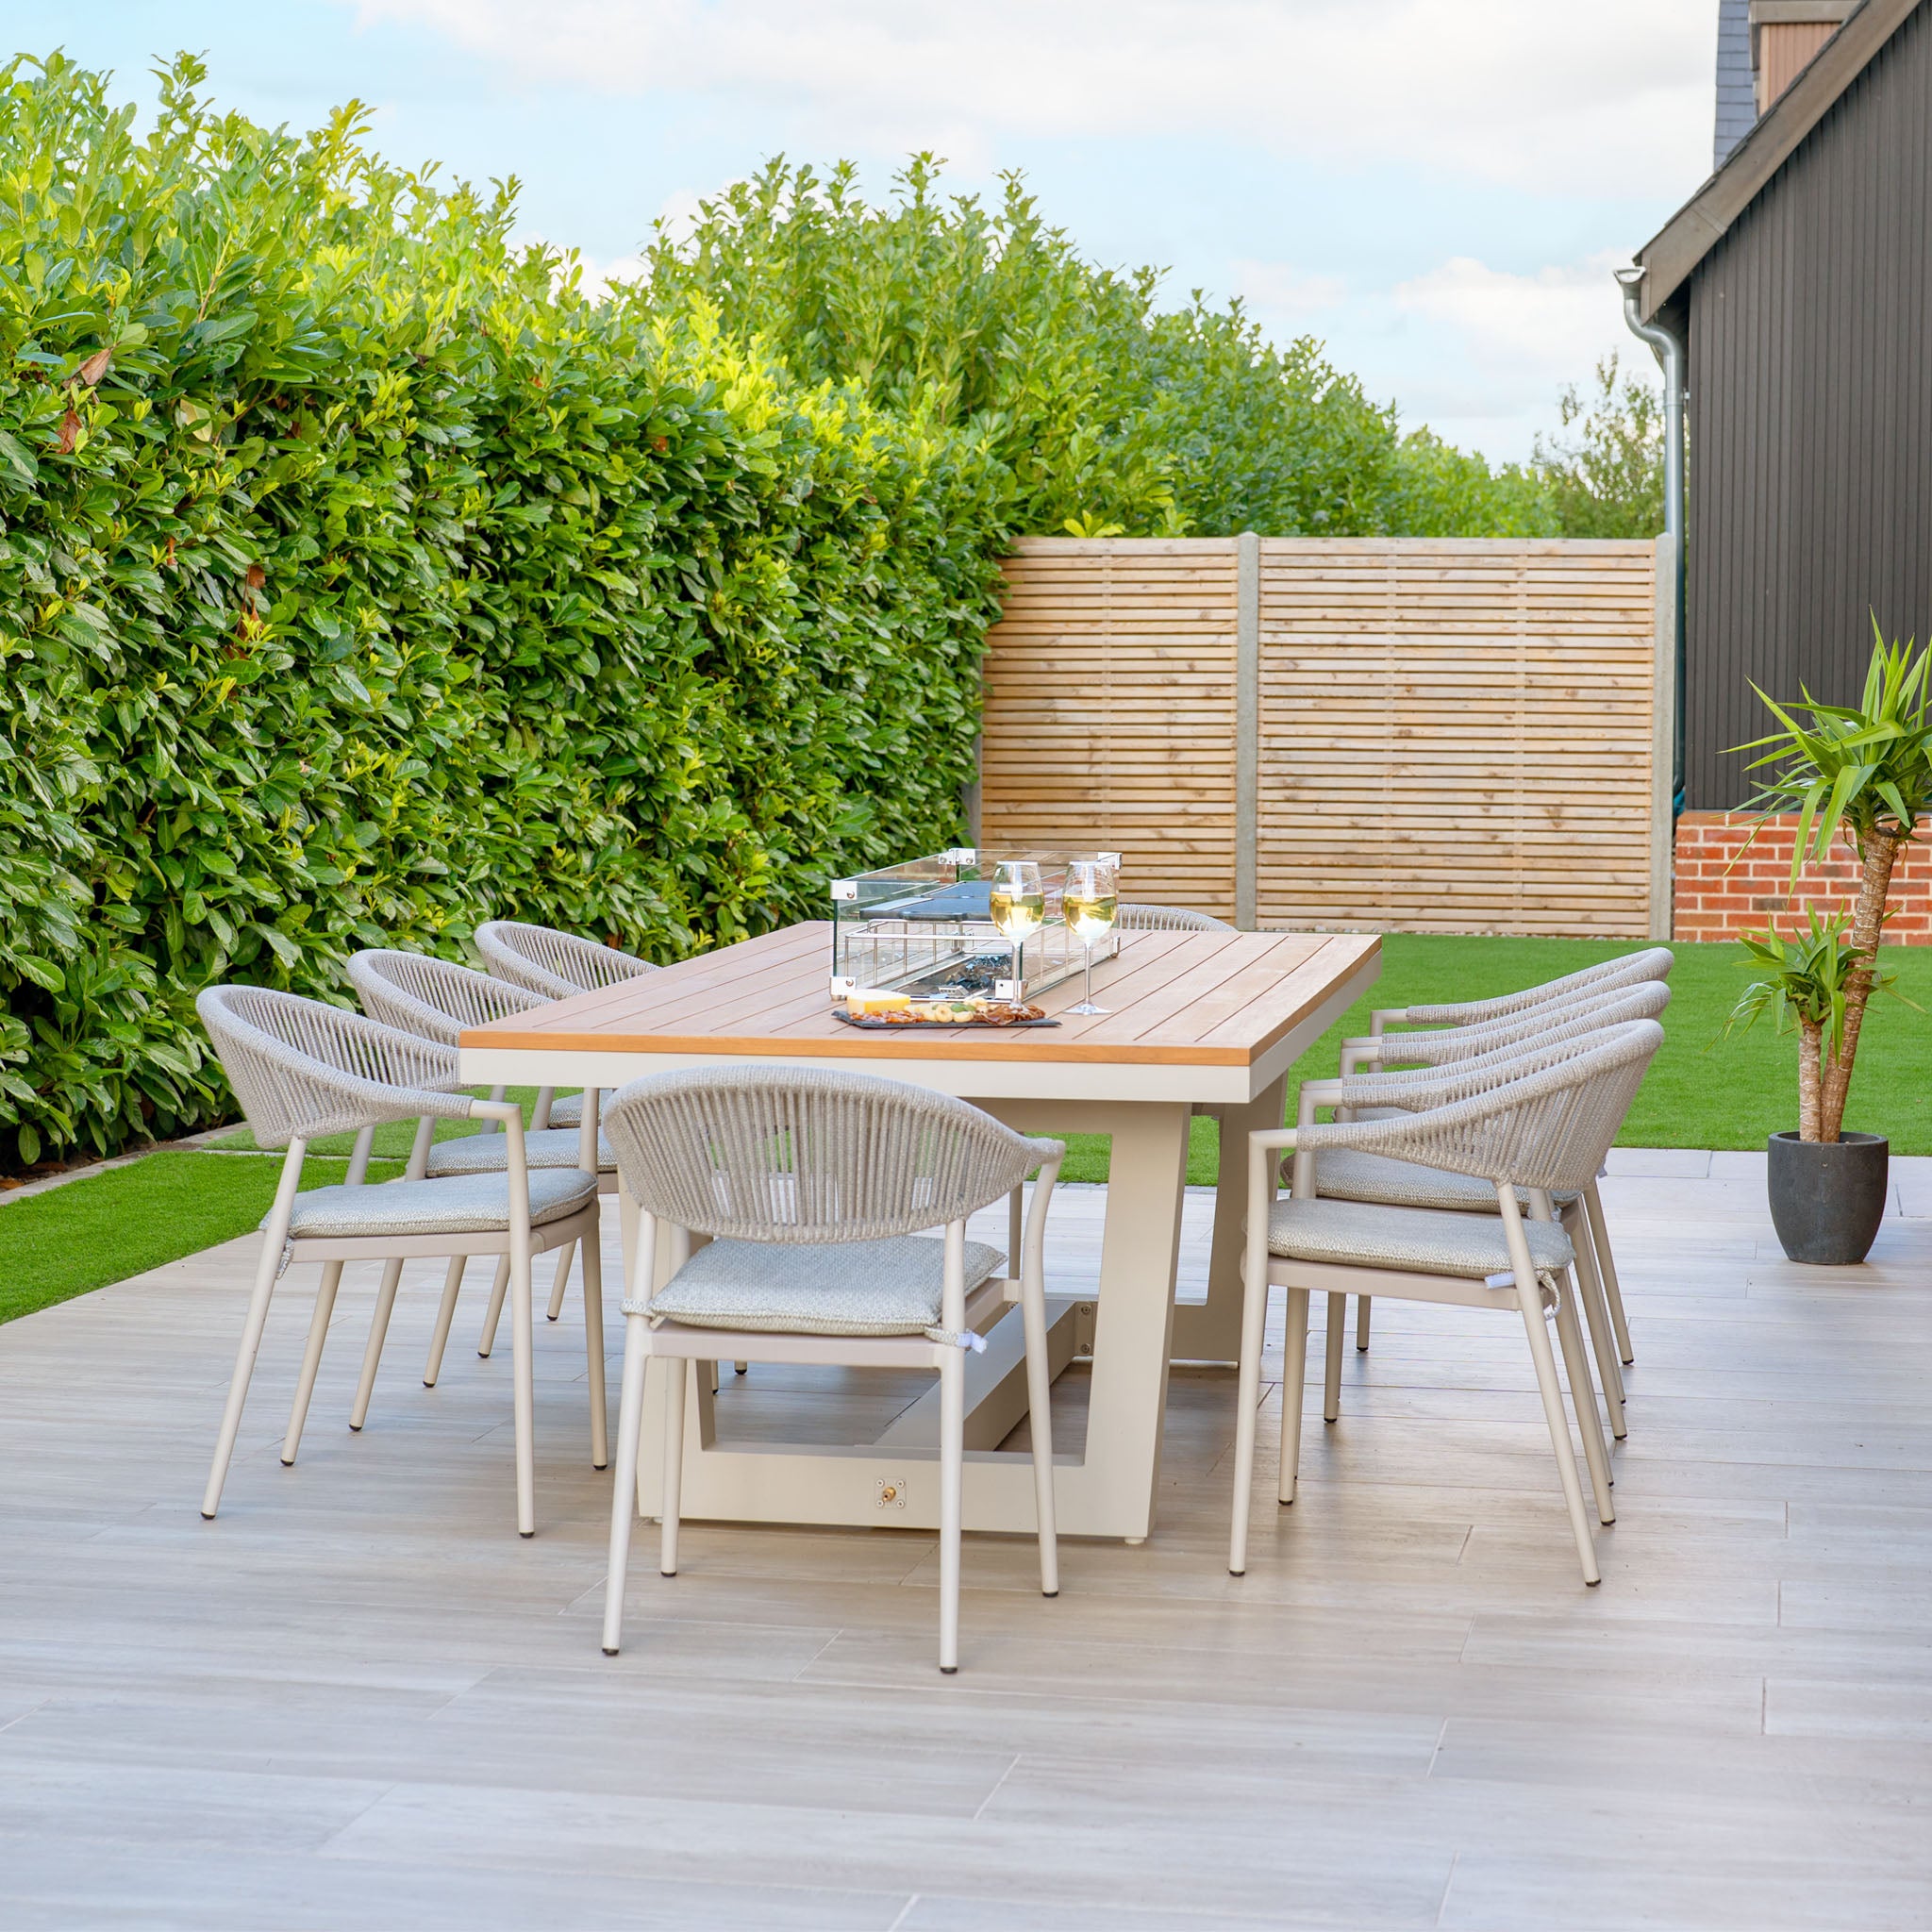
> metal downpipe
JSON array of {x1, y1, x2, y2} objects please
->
[{"x1": 1616, "y1": 265, "x2": 1687, "y2": 819}]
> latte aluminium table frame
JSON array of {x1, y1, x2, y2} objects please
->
[{"x1": 459, "y1": 922, "x2": 1379, "y2": 1542}]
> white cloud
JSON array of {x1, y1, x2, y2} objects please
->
[
  {"x1": 651, "y1": 187, "x2": 708, "y2": 250},
  {"x1": 1393, "y1": 249, "x2": 1637, "y2": 411},
  {"x1": 535, "y1": 244, "x2": 646, "y2": 298},
  {"x1": 342, "y1": 0, "x2": 1713, "y2": 197},
  {"x1": 1232, "y1": 258, "x2": 1347, "y2": 317}
]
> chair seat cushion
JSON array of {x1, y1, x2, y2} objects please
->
[
  {"x1": 641, "y1": 1234, "x2": 1005, "y2": 1340},
  {"x1": 1311, "y1": 1148, "x2": 1577, "y2": 1216},
  {"x1": 1267, "y1": 1196, "x2": 1574, "y2": 1280},
  {"x1": 278, "y1": 1167, "x2": 599, "y2": 1241},
  {"x1": 547, "y1": 1092, "x2": 584, "y2": 1129},
  {"x1": 426, "y1": 1126, "x2": 612, "y2": 1176}
]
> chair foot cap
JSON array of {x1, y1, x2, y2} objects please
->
[
  {"x1": 519, "y1": 1529, "x2": 534, "y2": 1540},
  {"x1": 1041, "y1": 1590, "x2": 1058, "y2": 1599},
  {"x1": 601, "y1": 1646, "x2": 619, "y2": 1657},
  {"x1": 545, "y1": 1315, "x2": 558, "y2": 1323},
  {"x1": 1585, "y1": 1576, "x2": 1601, "y2": 1587},
  {"x1": 279, "y1": 1457, "x2": 294, "y2": 1468},
  {"x1": 659, "y1": 1569, "x2": 676, "y2": 1577},
  {"x1": 593, "y1": 1460, "x2": 608, "y2": 1472},
  {"x1": 200, "y1": 1509, "x2": 216, "y2": 1521},
  {"x1": 940, "y1": 1665, "x2": 958, "y2": 1675},
  {"x1": 1228, "y1": 1567, "x2": 1244, "y2": 1576},
  {"x1": 348, "y1": 1424, "x2": 361, "y2": 1433}
]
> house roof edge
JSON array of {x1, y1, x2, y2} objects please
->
[{"x1": 1635, "y1": 0, "x2": 1924, "y2": 319}]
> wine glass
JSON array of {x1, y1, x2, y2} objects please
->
[
  {"x1": 987, "y1": 859, "x2": 1045, "y2": 1000},
  {"x1": 1062, "y1": 858, "x2": 1118, "y2": 1015}
]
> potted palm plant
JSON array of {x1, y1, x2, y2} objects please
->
[{"x1": 1729, "y1": 628, "x2": 1932, "y2": 1263}]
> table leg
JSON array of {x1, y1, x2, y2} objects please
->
[{"x1": 1171, "y1": 1075, "x2": 1288, "y2": 1365}]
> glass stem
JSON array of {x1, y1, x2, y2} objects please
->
[{"x1": 1083, "y1": 941, "x2": 1093, "y2": 1007}]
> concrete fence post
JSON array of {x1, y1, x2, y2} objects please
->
[{"x1": 1235, "y1": 530, "x2": 1260, "y2": 929}]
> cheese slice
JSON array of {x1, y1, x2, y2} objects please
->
[{"x1": 845, "y1": 988, "x2": 911, "y2": 1017}]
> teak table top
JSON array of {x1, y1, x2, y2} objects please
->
[{"x1": 460, "y1": 922, "x2": 1379, "y2": 1073}]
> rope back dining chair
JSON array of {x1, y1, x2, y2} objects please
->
[
  {"x1": 598, "y1": 1064, "x2": 1064, "y2": 1674},
  {"x1": 1229, "y1": 1019, "x2": 1664, "y2": 1586},
  {"x1": 474, "y1": 918, "x2": 658, "y2": 1152},
  {"x1": 195, "y1": 985, "x2": 604, "y2": 1538},
  {"x1": 1334, "y1": 977, "x2": 1673, "y2": 1371},
  {"x1": 475, "y1": 919, "x2": 658, "y2": 1003},
  {"x1": 1114, "y1": 904, "x2": 1235, "y2": 932},
  {"x1": 347, "y1": 949, "x2": 614, "y2": 1401},
  {"x1": 1366, "y1": 946, "x2": 1674, "y2": 1040}
]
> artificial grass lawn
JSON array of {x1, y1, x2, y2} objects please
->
[
  {"x1": 0, "y1": 1150, "x2": 401, "y2": 1325},
  {"x1": 3, "y1": 938, "x2": 1927, "y2": 1322}
]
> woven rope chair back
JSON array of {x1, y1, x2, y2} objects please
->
[
  {"x1": 1380, "y1": 979, "x2": 1672, "y2": 1069},
  {"x1": 603, "y1": 1065, "x2": 1039, "y2": 1245},
  {"x1": 1114, "y1": 904, "x2": 1234, "y2": 932},
  {"x1": 475, "y1": 920, "x2": 656, "y2": 1001},
  {"x1": 196, "y1": 985, "x2": 464, "y2": 1149},
  {"x1": 349, "y1": 949, "x2": 549, "y2": 1047},
  {"x1": 1405, "y1": 946, "x2": 1674, "y2": 1027},
  {"x1": 1341, "y1": 1019, "x2": 1663, "y2": 1196}
]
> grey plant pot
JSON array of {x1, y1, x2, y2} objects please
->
[{"x1": 1766, "y1": 1130, "x2": 1889, "y2": 1265}]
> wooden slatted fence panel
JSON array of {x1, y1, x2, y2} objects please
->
[
  {"x1": 977, "y1": 536, "x2": 1664, "y2": 937},
  {"x1": 978, "y1": 538, "x2": 1242, "y2": 922},
  {"x1": 1257, "y1": 540, "x2": 1659, "y2": 936}
]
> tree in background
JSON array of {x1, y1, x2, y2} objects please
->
[
  {"x1": 643, "y1": 157, "x2": 1556, "y2": 541},
  {"x1": 1532, "y1": 353, "x2": 1665, "y2": 540}
]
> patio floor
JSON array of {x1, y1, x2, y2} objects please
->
[{"x1": 2, "y1": 1150, "x2": 1931, "y2": 1929}]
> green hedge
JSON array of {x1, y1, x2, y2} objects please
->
[{"x1": 0, "y1": 57, "x2": 1008, "y2": 1167}]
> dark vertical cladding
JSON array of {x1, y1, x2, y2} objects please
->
[{"x1": 1685, "y1": 3, "x2": 1932, "y2": 810}]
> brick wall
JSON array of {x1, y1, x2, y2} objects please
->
[{"x1": 1673, "y1": 811, "x2": 1932, "y2": 942}]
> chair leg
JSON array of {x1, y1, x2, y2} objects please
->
[
  {"x1": 349, "y1": 1257, "x2": 406, "y2": 1432},
  {"x1": 423, "y1": 1257, "x2": 466, "y2": 1388},
  {"x1": 1228, "y1": 1231, "x2": 1274, "y2": 1574},
  {"x1": 601, "y1": 1317, "x2": 651, "y2": 1655},
  {"x1": 1323, "y1": 1291, "x2": 1345, "y2": 1423},
  {"x1": 546, "y1": 1241, "x2": 574, "y2": 1323},
  {"x1": 1584, "y1": 1181, "x2": 1634, "y2": 1365},
  {"x1": 1277, "y1": 1285, "x2": 1309, "y2": 1507},
  {"x1": 733, "y1": 1362, "x2": 748, "y2": 1375},
  {"x1": 1356, "y1": 1294, "x2": 1372, "y2": 1352},
  {"x1": 202, "y1": 1144, "x2": 305, "y2": 1520},
  {"x1": 282, "y1": 1261, "x2": 344, "y2": 1465},
  {"x1": 659, "y1": 1358, "x2": 687, "y2": 1576},
  {"x1": 1019, "y1": 1261, "x2": 1059, "y2": 1598},
  {"x1": 510, "y1": 1241, "x2": 536, "y2": 1538},
  {"x1": 1553, "y1": 1274, "x2": 1615, "y2": 1525},
  {"x1": 938, "y1": 1347, "x2": 964, "y2": 1673},
  {"x1": 476, "y1": 1256, "x2": 511, "y2": 1357},
  {"x1": 1565, "y1": 1203, "x2": 1626, "y2": 1438},
  {"x1": 1516, "y1": 1281, "x2": 1600, "y2": 1585},
  {"x1": 581, "y1": 1221, "x2": 608, "y2": 1470}
]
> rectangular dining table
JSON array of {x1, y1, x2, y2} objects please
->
[{"x1": 459, "y1": 921, "x2": 1379, "y2": 1542}]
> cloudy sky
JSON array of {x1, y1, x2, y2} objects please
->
[{"x1": 7, "y1": 1, "x2": 1721, "y2": 462}]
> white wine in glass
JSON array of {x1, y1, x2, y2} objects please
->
[
  {"x1": 988, "y1": 860, "x2": 1045, "y2": 997},
  {"x1": 1062, "y1": 859, "x2": 1118, "y2": 1013}
]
